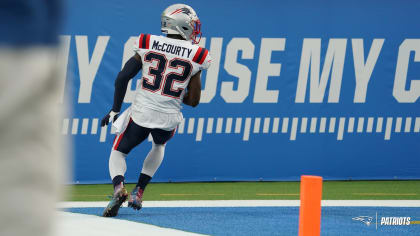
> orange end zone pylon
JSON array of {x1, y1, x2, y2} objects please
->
[{"x1": 298, "y1": 175, "x2": 323, "y2": 236}]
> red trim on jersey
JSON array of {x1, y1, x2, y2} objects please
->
[
  {"x1": 139, "y1": 34, "x2": 144, "y2": 49},
  {"x1": 113, "y1": 118, "x2": 132, "y2": 150},
  {"x1": 198, "y1": 49, "x2": 209, "y2": 65},
  {"x1": 145, "y1": 34, "x2": 151, "y2": 49},
  {"x1": 192, "y1": 47, "x2": 203, "y2": 62}
]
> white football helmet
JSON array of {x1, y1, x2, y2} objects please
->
[{"x1": 161, "y1": 4, "x2": 202, "y2": 44}]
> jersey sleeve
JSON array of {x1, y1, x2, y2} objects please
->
[
  {"x1": 192, "y1": 47, "x2": 212, "y2": 70},
  {"x1": 133, "y1": 33, "x2": 152, "y2": 57}
]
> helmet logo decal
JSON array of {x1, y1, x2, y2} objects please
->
[{"x1": 170, "y1": 7, "x2": 191, "y2": 16}]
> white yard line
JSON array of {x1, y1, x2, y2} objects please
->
[
  {"x1": 58, "y1": 200, "x2": 420, "y2": 208},
  {"x1": 54, "y1": 212, "x2": 207, "y2": 236}
]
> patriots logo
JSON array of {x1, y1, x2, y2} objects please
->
[
  {"x1": 170, "y1": 7, "x2": 191, "y2": 16},
  {"x1": 352, "y1": 216, "x2": 373, "y2": 226}
]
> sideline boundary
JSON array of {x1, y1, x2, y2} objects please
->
[
  {"x1": 55, "y1": 212, "x2": 206, "y2": 236},
  {"x1": 59, "y1": 200, "x2": 420, "y2": 208}
]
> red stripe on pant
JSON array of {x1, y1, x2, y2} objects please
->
[{"x1": 113, "y1": 119, "x2": 132, "y2": 150}]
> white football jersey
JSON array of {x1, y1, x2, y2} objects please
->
[{"x1": 132, "y1": 34, "x2": 211, "y2": 116}]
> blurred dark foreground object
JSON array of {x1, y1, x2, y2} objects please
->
[
  {"x1": 0, "y1": 0, "x2": 61, "y2": 46},
  {"x1": 0, "y1": 1, "x2": 67, "y2": 236}
]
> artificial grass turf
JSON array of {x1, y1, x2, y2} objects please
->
[
  {"x1": 65, "y1": 180, "x2": 420, "y2": 201},
  {"x1": 67, "y1": 206, "x2": 420, "y2": 236}
]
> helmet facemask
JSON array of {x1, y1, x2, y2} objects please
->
[{"x1": 190, "y1": 19, "x2": 202, "y2": 44}]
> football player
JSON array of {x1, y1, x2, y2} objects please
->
[{"x1": 101, "y1": 3, "x2": 211, "y2": 217}]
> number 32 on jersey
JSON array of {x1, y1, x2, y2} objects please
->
[{"x1": 142, "y1": 52, "x2": 192, "y2": 99}]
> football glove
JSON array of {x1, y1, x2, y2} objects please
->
[{"x1": 101, "y1": 110, "x2": 119, "y2": 127}]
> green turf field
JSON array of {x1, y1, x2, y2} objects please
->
[{"x1": 65, "y1": 180, "x2": 420, "y2": 201}]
